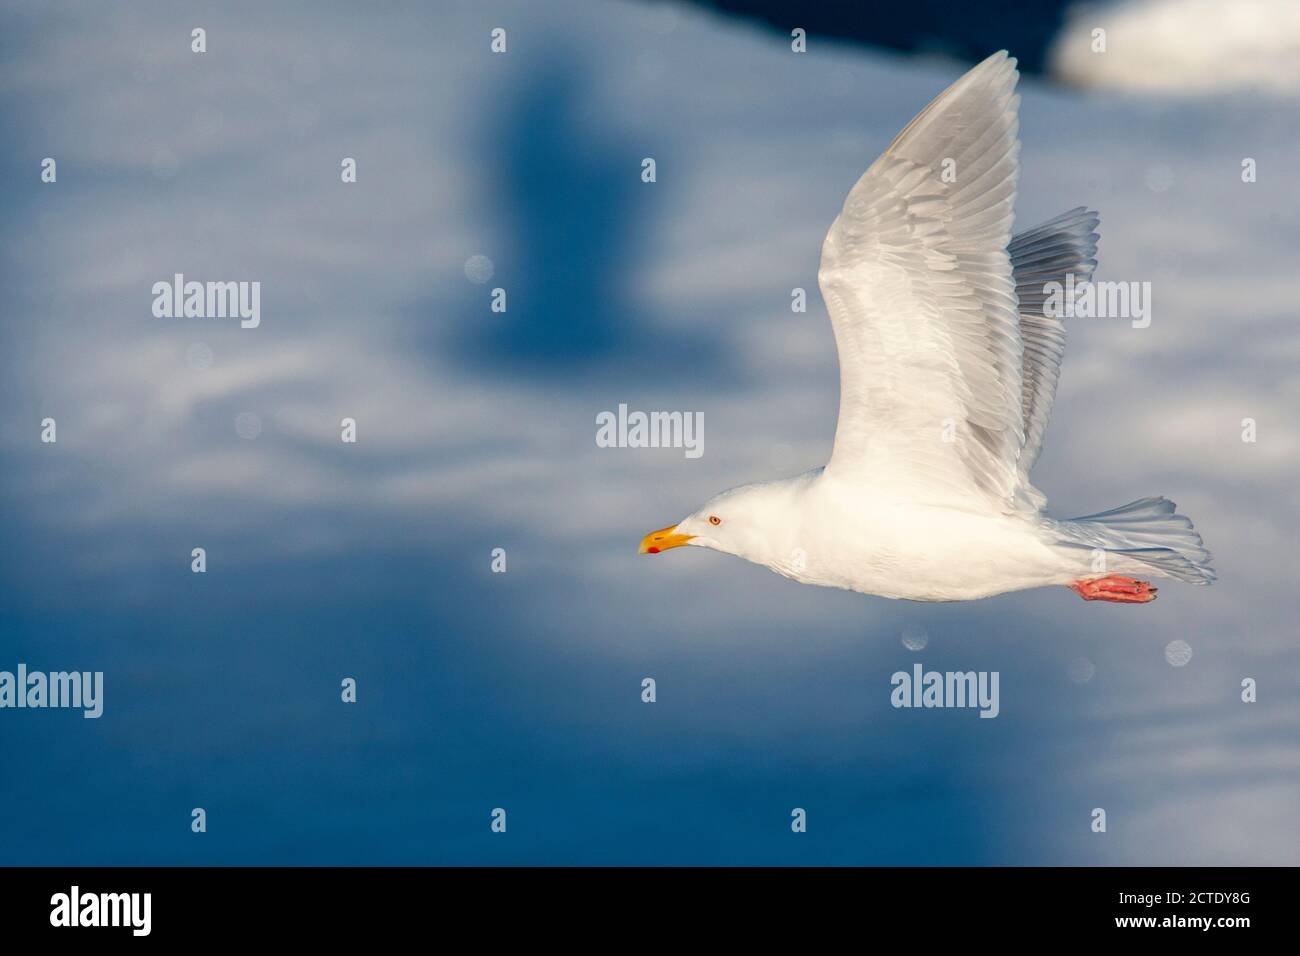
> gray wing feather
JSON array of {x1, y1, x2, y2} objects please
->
[{"x1": 1007, "y1": 206, "x2": 1100, "y2": 509}]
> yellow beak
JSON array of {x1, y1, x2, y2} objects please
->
[{"x1": 639, "y1": 525, "x2": 694, "y2": 554}]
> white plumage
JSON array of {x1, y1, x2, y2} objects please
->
[{"x1": 640, "y1": 51, "x2": 1214, "y2": 604}]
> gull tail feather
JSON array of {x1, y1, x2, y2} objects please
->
[{"x1": 1050, "y1": 496, "x2": 1216, "y2": 585}]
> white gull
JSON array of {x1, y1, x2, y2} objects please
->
[{"x1": 640, "y1": 51, "x2": 1214, "y2": 604}]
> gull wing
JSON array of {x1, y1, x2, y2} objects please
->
[
  {"x1": 817, "y1": 52, "x2": 1026, "y2": 513},
  {"x1": 1007, "y1": 206, "x2": 1100, "y2": 509}
]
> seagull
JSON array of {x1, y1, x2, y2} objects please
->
[{"x1": 639, "y1": 51, "x2": 1214, "y2": 603}]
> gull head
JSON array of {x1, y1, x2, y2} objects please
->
[{"x1": 638, "y1": 475, "x2": 813, "y2": 570}]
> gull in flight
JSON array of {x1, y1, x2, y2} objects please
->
[{"x1": 640, "y1": 51, "x2": 1214, "y2": 603}]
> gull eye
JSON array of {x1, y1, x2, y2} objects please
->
[{"x1": 709, "y1": 515, "x2": 722, "y2": 526}]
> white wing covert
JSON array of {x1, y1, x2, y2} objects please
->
[{"x1": 818, "y1": 52, "x2": 1027, "y2": 513}]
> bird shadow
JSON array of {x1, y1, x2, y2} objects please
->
[{"x1": 406, "y1": 50, "x2": 732, "y2": 388}]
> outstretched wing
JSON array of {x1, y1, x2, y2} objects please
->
[
  {"x1": 1008, "y1": 206, "x2": 1100, "y2": 509},
  {"x1": 818, "y1": 52, "x2": 1025, "y2": 513}
]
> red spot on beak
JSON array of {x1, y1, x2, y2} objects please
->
[{"x1": 639, "y1": 526, "x2": 693, "y2": 554}]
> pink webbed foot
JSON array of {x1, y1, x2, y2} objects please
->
[{"x1": 1069, "y1": 576, "x2": 1158, "y2": 604}]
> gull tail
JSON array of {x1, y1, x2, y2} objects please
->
[{"x1": 1052, "y1": 497, "x2": 1216, "y2": 585}]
